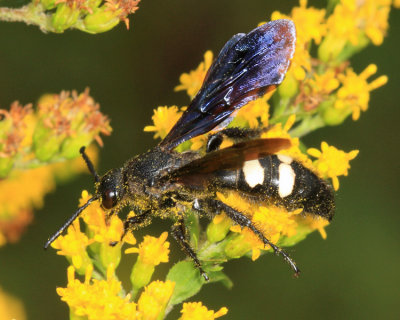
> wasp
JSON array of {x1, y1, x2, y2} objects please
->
[{"x1": 45, "y1": 20, "x2": 334, "y2": 280}]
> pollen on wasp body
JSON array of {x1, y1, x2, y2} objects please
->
[{"x1": 45, "y1": 19, "x2": 336, "y2": 280}]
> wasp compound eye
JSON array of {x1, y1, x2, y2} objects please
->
[
  {"x1": 97, "y1": 168, "x2": 125, "y2": 210},
  {"x1": 102, "y1": 189, "x2": 118, "y2": 209}
]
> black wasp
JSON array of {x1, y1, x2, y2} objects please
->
[{"x1": 45, "y1": 20, "x2": 334, "y2": 279}]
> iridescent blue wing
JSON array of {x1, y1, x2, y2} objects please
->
[{"x1": 159, "y1": 19, "x2": 296, "y2": 150}]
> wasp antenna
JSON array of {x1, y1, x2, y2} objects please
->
[
  {"x1": 44, "y1": 196, "x2": 98, "y2": 249},
  {"x1": 80, "y1": 146, "x2": 100, "y2": 183}
]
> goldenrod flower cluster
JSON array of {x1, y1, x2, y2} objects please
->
[
  {"x1": 145, "y1": 0, "x2": 391, "y2": 267},
  {"x1": 0, "y1": 0, "x2": 140, "y2": 33},
  {"x1": 49, "y1": 1, "x2": 396, "y2": 319},
  {"x1": 0, "y1": 287, "x2": 26, "y2": 320},
  {"x1": 54, "y1": 191, "x2": 228, "y2": 319},
  {"x1": 0, "y1": 90, "x2": 110, "y2": 246}
]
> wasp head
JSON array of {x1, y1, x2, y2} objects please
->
[{"x1": 97, "y1": 168, "x2": 126, "y2": 210}]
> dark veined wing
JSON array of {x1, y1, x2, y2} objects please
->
[
  {"x1": 159, "y1": 19, "x2": 296, "y2": 150},
  {"x1": 162, "y1": 138, "x2": 291, "y2": 186}
]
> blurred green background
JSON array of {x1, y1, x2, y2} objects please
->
[{"x1": 0, "y1": 0, "x2": 399, "y2": 319}]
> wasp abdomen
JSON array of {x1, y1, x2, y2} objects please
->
[{"x1": 214, "y1": 154, "x2": 335, "y2": 220}]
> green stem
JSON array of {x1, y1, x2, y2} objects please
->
[
  {"x1": 91, "y1": 269, "x2": 105, "y2": 281},
  {"x1": 0, "y1": 4, "x2": 56, "y2": 32},
  {"x1": 289, "y1": 115, "x2": 325, "y2": 138},
  {"x1": 164, "y1": 305, "x2": 174, "y2": 318},
  {"x1": 272, "y1": 97, "x2": 290, "y2": 118},
  {"x1": 130, "y1": 287, "x2": 139, "y2": 301}
]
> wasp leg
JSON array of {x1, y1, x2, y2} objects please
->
[
  {"x1": 105, "y1": 209, "x2": 116, "y2": 225},
  {"x1": 206, "y1": 127, "x2": 266, "y2": 152},
  {"x1": 171, "y1": 218, "x2": 209, "y2": 281},
  {"x1": 109, "y1": 210, "x2": 151, "y2": 246},
  {"x1": 197, "y1": 198, "x2": 300, "y2": 277}
]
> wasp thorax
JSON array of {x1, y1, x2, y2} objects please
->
[{"x1": 97, "y1": 168, "x2": 125, "y2": 210}]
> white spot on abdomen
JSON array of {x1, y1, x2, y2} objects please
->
[
  {"x1": 243, "y1": 159, "x2": 264, "y2": 188},
  {"x1": 278, "y1": 163, "x2": 295, "y2": 198},
  {"x1": 277, "y1": 154, "x2": 293, "y2": 164}
]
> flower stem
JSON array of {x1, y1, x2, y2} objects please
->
[
  {"x1": 289, "y1": 115, "x2": 325, "y2": 137},
  {"x1": 0, "y1": 4, "x2": 56, "y2": 32}
]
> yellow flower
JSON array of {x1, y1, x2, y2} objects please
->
[
  {"x1": 335, "y1": 64, "x2": 388, "y2": 120},
  {"x1": 310, "y1": 69, "x2": 340, "y2": 96},
  {"x1": 233, "y1": 93, "x2": 271, "y2": 128},
  {"x1": 0, "y1": 209, "x2": 32, "y2": 246},
  {"x1": 228, "y1": 225, "x2": 265, "y2": 260},
  {"x1": 272, "y1": 0, "x2": 325, "y2": 81},
  {"x1": 127, "y1": 232, "x2": 170, "y2": 291},
  {"x1": 217, "y1": 192, "x2": 301, "y2": 260},
  {"x1": 270, "y1": 17, "x2": 311, "y2": 81},
  {"x1": 51, "y1": 219, "x2": 93, "y2": 272},
  {"x1": 175, "y1": 50, "x2": 213, "y2": 99},
  {"x1": 272, "y1": 0, "x2": 326, "y2": 45},
  {"x1": 78, "y1": 190, "x2": 136, "y2": 245},
  {"x1": 299, "y1": 215, "x2": 330, "y2": 239},
  {"x1": 35, "y1": 89, "x2": 111, "y2": 160},
  {"x1": 38, "y1": 89, "x2": 111, "y2": 138},
  {"x1": 253, "y1": 206, "x2": 300, "y2": 240},
  {"x1": 179, "y1": 302, "x2": 228, "y2": 320},
  {"x1": 326, "y1": 3, "x2": 361, "y2": 47},
  {"x1": 308, "y1": 141, "x2": 359, "y2": 190},
  {"x1": 143, "y1": 106, "x2": 182, "y2": 140},
  {"x1": 103, "y1": 0, "x2": 141, "y2": 29},
  {"x1": 0, "y1": 102, "x2": 33, "y2": 157},
  {"x1": 137, "y1": 280, "x2": 175, "y2": 320},
  {"x1": 326, "y1": 0, "x2": 391, "y2": 46},
  {"x1": 0, "y1": 146, "x2": 99, "y2": 246},
  {"x1": 189, "y1": 134, "x2": 208, "y2": 151},
  {"x1": 0, "y1": 166, "x2": 54, "y2": 244},
  {"x1": 0, "y1": 287, "x2": 26, "y2": 320},
  {"x1": 126, "y1": 231, "x2": 170, "y2": 265},
  {"x1": 299, "y1": 69, "x2": 341, "y2": 112},
  {"x1": 261, "y1": 115, "x2": 313, "y2": 169},
  {"x1": 57, "y1": 264, "x2": 138, "y2": 320}
]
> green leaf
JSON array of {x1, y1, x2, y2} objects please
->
[
  {"x1": 278, "y1": 223, "x2": 314, "y2": 247},
  {"x1": 198, "y1": 239, "x2": 229, "y2": 262},
  {"x1": 166, "y1": 261, "x2": 205, "y2": 305},
  {"x1": 207, "y1": 270, "x2": 233, "y2": 289},
  {"x1": 185, "y1": 210, "x2": 200, "y2": 250}
]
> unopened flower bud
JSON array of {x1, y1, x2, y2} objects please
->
[
  {"x1": 33, "y1": 124, "x2": 64, "y2": 161},
  {"x1": 278, "y1": 73, "x2": 298, "y2": 98},
  {"x1": 321, "y1": 101, "x2": 351, "y2": 126},
  {"x1": 60, "y1": 133, "x2": 93, "y2": 159},
  {"x1": 83, "y1": 8, "x2": 120, "y2": 34},
  {"x1": 224, "y1": 234, "x2": 252, "y2": 259},
  {"x1": 99, "y1": 242, "x2": 121, "y2": 268},
  {"x1": 318, "y1": 34, "x2": 346, "y2": 63},
  {"x1": 131, "y1": 257, "x2": 155, "y2": 291},
  {"x1": 40, "y1": 0, "x2": 56, "y2": 10},
  {"x1": 85, "y1": 0, "x2": 103, "y2": 12},
  {"x1": 52, "y1": 3, "x2": 80, "y2": 33},
  {"x1": 207, "y1": 214, "x2": 231, "y2": 243}
]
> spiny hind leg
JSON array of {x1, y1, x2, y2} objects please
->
[
  {"x1": 171, "y1": 218, "x2": 209, "y2": 281},
  {"x1": 194, "y1": 198, "x2": 300, "y2": 276}
]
